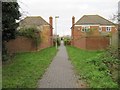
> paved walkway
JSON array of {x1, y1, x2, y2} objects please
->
[{"x1": 37, "y1": 41, "x2": 83, "y2": 88}]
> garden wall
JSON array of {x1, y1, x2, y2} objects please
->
[
  {"x1": 86, "y1": 36, "x2": 110, "y2": 50},
  {"x1": 5, "y1": 36, "x2": 52, "y2": 54},
  {"x1": 72, "y1": 36, "x2": 110, "y2": 50}
]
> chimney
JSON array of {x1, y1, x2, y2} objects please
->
[
  {"x1": 72, "y1": 16, "x2": 75, "y2": 26},
  {"x1": 71, "y1": 16, "x2": 75, "y2": 46},
  {"x1": 49, "y1": 16, "x2": 53, "y2": 35},
  {"x1": 49, "y1": 16, "x2": 53, "y2": 46},
  {"x1": 49, "y1": 16, "x2": 53, "y2": 27}
]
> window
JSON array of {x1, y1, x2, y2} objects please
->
[
  {"x1": 106, "y1": 27, "x2": 111, "y2": 32},
  {"x1": 81, "y1": 26, "x2": 90, "y2": 32},
  {"x1": 99, "y1": 27, "x2": 102, "y2": 32}
]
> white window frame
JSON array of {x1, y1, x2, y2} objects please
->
[
  {"x1": 99, "y1": 27, "x2": 102, "y2": 32},
  {"x1": 81, "y1": 26, "x2": 90, "y2": 32},
  {"x1": 106, "y1": 26, "x2": 111, "y2": 32}
]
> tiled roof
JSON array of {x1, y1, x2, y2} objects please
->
[
  {"x1": 19, "y1": 16, "x2": 49, "y2": 26},
  {"x1": 75, "y1": 15, "x2": 115, "y2": 25}
]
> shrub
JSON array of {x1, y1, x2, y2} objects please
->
[
  {"x1": 66, "y1": 46, "x2": 118, "y2": 88},
  {"x1": 64, "y1": 38, "x2": 71, "y2": 45},
  {"x1": 17, "y1": 27, "x2": 41, "y2": 49},
  {"x1": 53, "y1": 37, "x2": 61, "y2": 46},
  {"x1": 2, "y1": 42, "x2": 9, "y2": 61}
]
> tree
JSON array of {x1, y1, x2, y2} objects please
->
[
  {"x1": 2, "y1": 2, "x2": 21, "y2": 41},
  {"x1": 109, "y1": 14, "x2": 118, "y2": 24},
  {"x1": 2, "y1": 2, "x2": 21, "y2": 61}
]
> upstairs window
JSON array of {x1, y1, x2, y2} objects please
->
[
  {"x1": 106, "y1": 27, "x2": 111, "y2": 32},
  {"x1": 81, "y1": 26, "x2": 90, "y2": 32}
]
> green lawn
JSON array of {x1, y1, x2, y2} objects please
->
[
  {"x1": 2, "y1": 47, "x2": 57, "y2": 88},
  {"x1": 66, "y1": 46, "x2": 118, "y2": 88}
]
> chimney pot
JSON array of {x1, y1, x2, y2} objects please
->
[
  {"x1": 72, "y1": 16, "x2": 75, "y2": 26},
  {"x1": 49, "y1": 16, "x2": 53, "y2": 26},
  {"x1": 49, "y1": 16, "x2": 53, "y2": 36}
]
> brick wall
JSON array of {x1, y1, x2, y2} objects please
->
[
  {"x1": 73, "y1": 37, "x2": 86, "y2": 49},
  {"x1": 5, "y1": 25, "x2": 53, "y2": 54},
  {"x1": 71, "y1": 25, "x2": 113, "y2": 50},
  {"x1": 86, "y1": 36, "x2": 110, "y2": 50},
  {"x1": 38, "y1": 25, "x2": 52, "y2": 50},
  {"x1": 5, "y1": 36, "x2": 36, "y2": 53},
  {"x1": 72, "y1": 26, "x2": 117, "y2": 37},
  {"x1": 72, "y1": 36, "x2": 110, "y2": 50},
  {"x1": 73, "y1": 36, "x2": 110, "y2": 50}
]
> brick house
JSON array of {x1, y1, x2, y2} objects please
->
[
  {"x1": 71, "y1": 15, "x2": 117, "y2": 50},
  {"x1": 5, "y1": 16, "x2": 53, "y2": 53}
]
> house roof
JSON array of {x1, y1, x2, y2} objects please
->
[
  {"x1": 75, "y1": 15, "x2": 115, "y2": 25},
  {"x1": 19, "y1": 16, "x2": 50, "y2": 26}
]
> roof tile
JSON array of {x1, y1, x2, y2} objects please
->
[
  {"x1": 20, "y1": 16, "x2": 49, "y2": 26},
  {"x1": 75, "y1": 15, "x2": 115, "y2": 25}
]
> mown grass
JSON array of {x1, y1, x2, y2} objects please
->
[
  {"x1": 66, "y1": 46, "x2": 118, "y2": 88},
  {"x1": 2, "y1": 47, "x2": 57, "y2": 88}
]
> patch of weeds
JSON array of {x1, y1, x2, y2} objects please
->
[{"x1": 66, "y1": 46, "x2": 118, "y2": 88}]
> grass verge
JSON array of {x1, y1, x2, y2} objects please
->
[
  {"x1": 2, "y1": 47, "x2": 57, "y2": 88},
  {"x1": 66, "y1": 46, "x2": 118, "y2": 88}
]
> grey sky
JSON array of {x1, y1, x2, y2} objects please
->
[{"x1": 18, "y1": 0, "x2": 119, "y2": 36}]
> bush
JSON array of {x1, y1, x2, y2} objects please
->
[
  {"x1": 17, "y1": 27, "x2": 41, "y2": 49},
  {"x1": 2, "y1": 47, "x2": 9, "y2": 61},
  {"x1": 53, "y1": 37, "x2": 61, "y2": 46},
  {"x1": 2, "y1": 42, "x2": 10, "y2": 62},
  {"x1": 101, "y1": 47, "x2": 119, "y2": 83},
  {"x1": 64, "y1": 38, "x2": 71, "y2": 45},
  {"x1": 66, "y1": 46, "x2": 118, "y2": 88}
]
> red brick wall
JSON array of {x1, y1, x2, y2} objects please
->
[
  {"x1": 72, "y1": 36, "x2": 109, "y2": 50},
  {"x1": 73, "y1": 37, "x2": 86, "y2": 49},
  {"x1": 5, "y1": 25, "x2": 53, "y2": 54},
  {"x1": 49, "y1": 17, "x2": 53, "y2": 46},
  {"x1": 71, "y1": 25, "x2": 113, "y2": 50},
  {"x1": 72, "y1": 26, "x2": 117, "y2": 37},
  {"x1": 38, "y1": 25, "x2": 52, "y2": 50},
  {"x1": 5, "y1": 36, "x2": 36, "y2": 53},
  {"x1": 86, "y1": 36, "x2": 110, "y2": 50}
]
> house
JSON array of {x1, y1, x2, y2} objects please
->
[
  {"x1": 71, "y1": 15, "x2": 117, "y2": 50},
  {"x1": 19, "y1": 16, "x2": 53, "y2": 49},
  {"x1": 5, "y1": 16, "x2": 53, "y2": 53}
]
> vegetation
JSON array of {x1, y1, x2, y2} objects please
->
[
  {"x1": 2, "y1": 47, "x2": 57, "y2": 88},
  {"x1": 66, "y1": 46, "x2": 119, "y2": 88},
  {"x1": 2, "y1": 2, "x2": 21, "y2": 61},
  {"x1": 2, "y1": 2, "x2": 21, "y2": 41},
  {"x1": 85, "y1": 28, "x2": 97, "y2": 36},
  {"x1": 18, "y1": 27, "x2": 41, "y2": 50},
  {"x1": 53, "y1": 37, "x2": 61, "y2": 46},
  {"x1": 104, "y1": 46, "x2": 119, "y2": 84},
  {"x1": 63, "y1": 37, "x2": 71, "y2": 46}
]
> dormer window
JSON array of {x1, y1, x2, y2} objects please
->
[
  {"x1": 81, "y1": 26, "x2": 90, "y2": 32},
  {"x1": 106, "y1": 27, "x2": 111, "y2": 32}
]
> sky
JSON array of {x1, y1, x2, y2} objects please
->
[{"x1": 18, "y1": 0, "x2": 119, "y2": 36}]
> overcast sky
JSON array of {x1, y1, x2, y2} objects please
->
[{"x1": 18, "y1": 0, "x2": 119, "y2": 36}]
